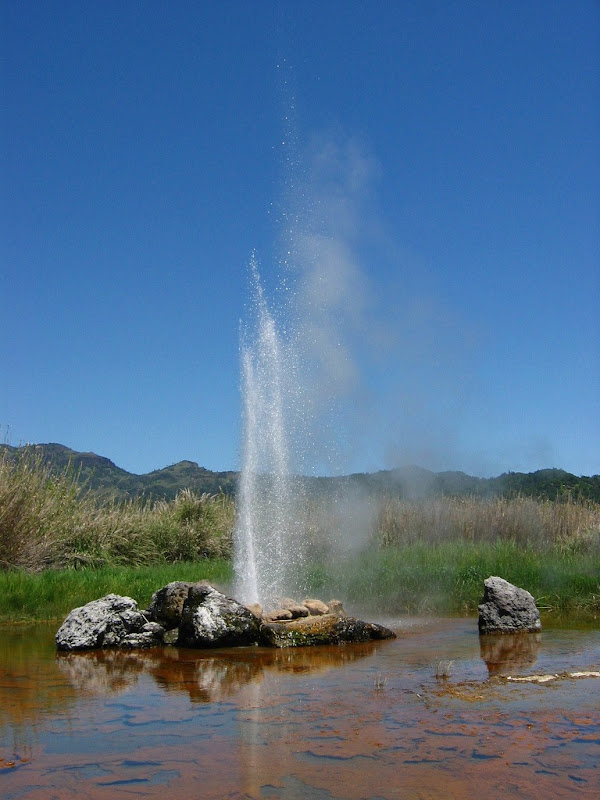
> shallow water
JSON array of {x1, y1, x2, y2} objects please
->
[{"x1": 1, "y1": 617, "x2": 598, "y2": 799}]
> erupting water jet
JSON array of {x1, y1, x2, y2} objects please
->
[{"x1": 233, "y1": 255, "x2": 306, "y2": 606}]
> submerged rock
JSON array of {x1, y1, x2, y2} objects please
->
[
  {"x1": 260, "y1": 614, "x2": 396, "y2": 648},
  {"x1": 177, "y1": 583, "x2": 261, "y2": 648},
  {"x1": 478, "y1": 576, "x2": 541, "y2": 634},
  {"x1": 55, "y1": 594, "x2": 164, "y2": 651}
]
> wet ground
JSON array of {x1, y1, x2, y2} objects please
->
[{"x1": 1, "y1": 617, "x2": 598, "y2": 799}]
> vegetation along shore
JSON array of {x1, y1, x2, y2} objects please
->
[{"x1": 0, "y1": 448, "x2": 598, "y2": 623}]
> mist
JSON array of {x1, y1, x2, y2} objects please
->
[{"x1": 267, "y1": 131, "x2": 483, "y2": 485}]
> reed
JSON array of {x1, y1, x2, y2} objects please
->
[
  {"x1": 372, "y1": 494, "x2": 600, "y2": 554},
  {"x1": 301, "y1": 492, "x2": 599, "y2": 614},
  {"x1": 0, "y1": 451, "x2": 235, "y2": 572}
]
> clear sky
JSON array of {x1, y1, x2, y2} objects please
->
[{"x1": 2, "y1": 1, "x2": 599, "y2": 478}]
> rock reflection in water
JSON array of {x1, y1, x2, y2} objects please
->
[
  {"x1": 480, "y1": 632, "x2": 541, "y2": 676},
  {"x1": 55, "y1": 649, "x2": 149, "y2": 695},
  {"x1": 56, "y1": 641, "x2": 381, "y2": 703}
]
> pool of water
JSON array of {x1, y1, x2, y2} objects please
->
[{"x1": 1, "y1": 617, "x2": 598, "y2": 799}]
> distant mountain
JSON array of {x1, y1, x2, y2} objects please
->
[
  {"x1": 329, "y1": 465, "x2": 600, "y2": 502},
  {"x1": 1, "y1": 443, "x2": 598, "y2": 503},
  {"x1": 0, "y1": 443, "x2": 237, "y2": 500}
]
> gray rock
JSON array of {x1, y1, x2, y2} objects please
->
[
  {"x1": 55, "y1": 594, "x2": 163, "y2": 651},
  {"x1": 478, "y1": 576, "x2": 542, "y2": 634},
  {"x1": 260, "y1": 613, "x2": 396, "y2": 648},
  {"x1": 177, "y1": 583, "x2": 261, "y2": 648},
  {"x1": 146, "y1": 581, "x2": 198, "y2": 629}
]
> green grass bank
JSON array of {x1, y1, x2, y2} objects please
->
[
  {"x1": 1, "y1": 544, "x2": 597, "y2": 624},
  {"x1": 0, "y1": 561, "x2": 233, "y2": 623},
  {"x1": 306, "y1": 541, "x2": 600, "y2": 617}
]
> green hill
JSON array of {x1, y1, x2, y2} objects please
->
[
  {"x1": 1, "y1": 443, "x2": 598, "y2": 503},
  {"x1": 0, "y1": 443, "x2": 237, "y2": 501}
]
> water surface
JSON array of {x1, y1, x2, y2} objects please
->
[{"x1": 1, "y1": 618, "x2": 598, "y2": 798}]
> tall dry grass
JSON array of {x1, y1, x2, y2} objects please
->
[
  {"x1": 0, "y1": 452, "x2": 234, "y2": 571},
  {"x1": 373, "y1": 494, "x2": 600, "y2": 554},
  {"x1": 303, "y1": 493, "x2": 600, "y2": 615}
]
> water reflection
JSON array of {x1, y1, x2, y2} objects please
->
[
  {"x1": 480, "y1": 632, "x2": 541, "y2": 677},
  {"x1": 2, "y1": 620, "x2": 599, "y2": 799},
  {"x1": 0, "y1": 624, "x2": 80, "y2": 734},
  {"x1": 56, "y1": 641, "x2": 381, "y2": 704}
]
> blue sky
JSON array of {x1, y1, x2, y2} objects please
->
[{"x1": 2, "y1": 1, "x2": 598, "y2": 477}]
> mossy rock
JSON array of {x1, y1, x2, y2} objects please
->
[{"x1": 259, "y1": 614, "x2": 396, "y2": 648}]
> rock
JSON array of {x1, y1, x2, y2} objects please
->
[
  {"x1": 246, "y1": 602, "x2": 263, "y2": 618},
  {"x1": 146, "y1": 581, "x2": 198, "y2": 629},
  {"x1": 478, "y1": 577, "x2": 542, "y2": 634},
  {"x1": 119, "y1": 621, "x2": 167, "y2": 649},
  {"x1": 327, "y1": 599, "x2": 347, "y2": 617},
  {"x1": 271, "y1": 598, "x2": 310, "y2": 618},
  {"x1": 177, "y1": 583, "x2": 261, "y2": 648},
  {"x1": 260, "y1": 614, "x2": 396, "y2": 648},
  {"x1": 56, "y1": 587, "x2": 389, "y2": 653},
  {"x1": 303, "y1": 598, "x2": 329, "y2": 616},
  {"x1": 162, "y1": 627, "x2": 180, "y2": 645},
  {"x1": 55, "y1": 594, "x2": 164, "y2": 651},
  {"x1": 277, "y1": 597, "x2": 299, "y2": 609},
  {"x1": 264, "y1": 608, "x2": 294, "y2": 622},
  {"x1": 287, "y1": 604, "x2": 310, "y2": 618}
]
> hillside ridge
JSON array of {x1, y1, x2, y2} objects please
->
[{"x1": 1, "y1": 443, "x2": 598, "y2": 503}]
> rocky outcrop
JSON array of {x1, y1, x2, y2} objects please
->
[
  {"x1": 55, "y1": 594, "x2": 164, "y2": 651},
  {"x1": 262, "y1": 597, "x2": 347, "y2": 623},
  {"x1": 56, "y1": 585, "x2": 395, "y2": 651},
  {"x1": 478, "y1": 576, "x2": 542, "y2": 634},
  {"x1": 260, "y1": 614, "x2": 396, "y2": 648},
  {"x1": 177, "y1": 583, "x2": 261, "y2": 648}
]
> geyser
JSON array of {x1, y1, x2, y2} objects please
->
[
  {"x1": 233, "y1": 255, "x2": 306, "y2": 606},
  {"x1": 233, "y1": 137, "x2": 377, "y2": 607}
]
